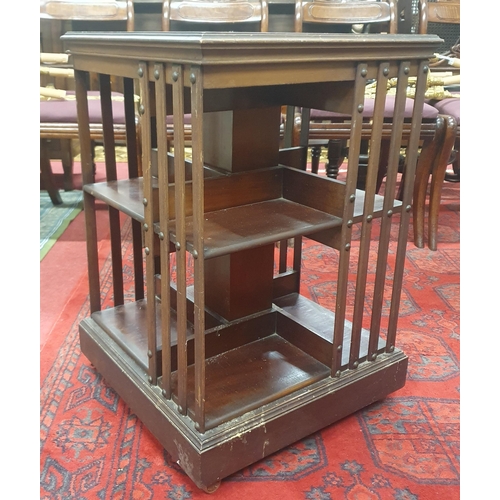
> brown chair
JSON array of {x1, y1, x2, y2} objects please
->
[
  {"x1": 291, "y1": 0, "x2": 443, "y2": 195},
  {"x1": 412, "y1": 0, "x2": 460, "y2": 250},
  {"x1": 40, "y1": 0, "x2": 136, "y2": 204}
]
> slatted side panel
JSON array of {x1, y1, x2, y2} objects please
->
[
  {"x1": 367, "y1": 61, "x2": 410, "y2": 360},
  {"x1": 331, "y1": 63, "x2": 367, "y2": 376},
  {"x1": 385, "y1": 60, "x2": 428, "y2": 352},
  {"x1": 348, "y1": 62, "x2": 390, "y2": 369}
]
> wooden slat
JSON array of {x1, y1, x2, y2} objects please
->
[
  {"x1": 75, "y1": 69, "x2": 101, "y2": 313},
  {"x1": 190, "y1": 65, "x2": 206, "y2": 432},
  {"x1": 368, "y1": 61, "x2": 410, "y2": 358},
  {"x1": 155, "y1": 62, "x2": 173, "y2": 399},
  {"x1": 349, "y1": 62, "x2": 390, "y2": 368},
  {"x1": 172, "y1": 63, "x2": 188, "y2": 415},
  {"x1": 124, "y1": 76, "x2": 145, "y2": 302},
  {"x1": 331, "y1": 63, "x2": 367, "y2": 376},
  {"x1": 139, "y1": 61, "x2": 158, "y2": 385},
  {"x1": 99, "y1": 73, "x2": 124, "y2": 307},
  {"x1": 386, "y1": 60, "x2": 428, "y2": 353}
]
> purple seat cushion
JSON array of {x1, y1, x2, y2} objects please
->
[
  {"x1": 309, "y1": 95, "x2": 439, "y2": 121},
  {"x1": 40, "y1": 91, "x2": 126, "y2": 124},
  {"x1": 430, "y1": 97, "x2": 460, "y2": 125}
]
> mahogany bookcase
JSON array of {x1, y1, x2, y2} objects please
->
[{"x1": 63, "y1": 31, "x2": 441, "y2": 492}]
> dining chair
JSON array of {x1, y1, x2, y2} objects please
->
[
  {"x1": 291, "y1": 0, "x2": 442, "y2": 194},
  {"x1": 412, "y1": 0, "x2": 460, "y2": 250},
  {"x1": 40, "y1": 0, "x2": 136, "y2": 203}
]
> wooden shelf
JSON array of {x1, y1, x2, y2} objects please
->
[
  {"x1": 172, "y1": 333, "x2": 330, "y2": 431},
  {"x1": 84, "y1": 178, "x2": 147, "y2": 222},
  {"x1": 174, "y1": 198, "x2": 343, "y2": 259}
]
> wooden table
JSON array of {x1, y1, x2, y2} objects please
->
[{"x1": 64, "y1": 30, "x2": 441, "y2": 492}]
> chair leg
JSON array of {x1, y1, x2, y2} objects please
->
[
  {"x1": 61, "y1": 139, "x2": 74, "y2": 191},
  {"x1": 325, "y1": 139, "x2": 346, "y2": 179},
  {"x1": 412, "y1": 116, "x2": 445, "y2": 248},
  {"x1": 40, "y1": 139, "x2": 63, "y2": 205},
  {"x1": 310, "y1": 145, "x2": 321, "y2": 174},
  {"x1": 428, "y1": 115, "x2": 458, "y2": 251}
]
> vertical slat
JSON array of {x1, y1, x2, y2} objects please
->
[
  {"x1": 138, "y1": 61, "x2": 158, "y2": 385},
  {"x1": 368, "y1": 61, "x2": 410, "y2": 358},
  {"x1": 278, "y1": 239, "x2": 287, "y2": 273},
  {"x1": 190, "y1": 65, "x2": 206, "y2": 432},
  {"x1": 283, "y1": 106, "x2": 295, "y2": 148},
  {"x1": 99, "y1": 73, "x2": 124, "y2": 307},
  {"x1": 349, "y1": 62, "x2": 390, "y2": 368},
  {"x1": 386, "y1": 61, "x2": 428, "y2": 353},
  {"x1": 124, "y1": 77, "x2": 145, "y2": 301},
  {"x1": 331, "y1": 63, "x2": 368, "y2": 375},
  {"x1": 155, "y1": 63, "x2": 172, "y2": 399},
  {"x1": 124, "y1": 77, "x2": 139, "y2": 179},
  {"x1": 75, "y1": 69, "x2": 100, "y2": 313},
  {"x1": 172, "y1": 63, "x2": 188, "y2": 415}
]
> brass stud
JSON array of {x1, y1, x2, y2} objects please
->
[
  {"x1": 337, "y1": 345, "x2": 342, "y2": 352},
  {"x1": 172, "y1": 70, "x2": 179, "y2": 82},
  {"x1": 147, "y1": 350, "x2": 153, "y2": 358},
  {"x1": 345, "y1": 243, "x2": 351, "y2": 251},
  {"x1": 389, "y1": 345, "x2": 395, "y2": 352},
  {"x1": 371, "y1": 353, "x2": 378, "y2": 361},
  {"x1": 148, "y1": 376, "x2": 153, "y2": 383},
  {"x1": 383, "y1": 67, "x2": 389, "y2": 76},
  {"x1": 192, "y1": 250, "x2": 199, "y2": 259},
  {"x1": 423, "y1": 65, "x2": 429, "y2": 73},
  {"x1": 162, "y1": 389, "x2": 167, "y2": 397},
  {"x1": 143, "y1": 198, "x2": 148, "y2": 206},
  {"x1": 175, "y1": 242, "x2": 181, "y2": 250},
  {"x1": 138, "y1": 67, "x2": 144, "y2": 77},
  {"x1": 145, "y1": 247, "x2": 150, "y2": 255},
  {"x1": 139, "y1": 104, "x2": 145, "y2": 115},
  {"x1": 406, "y1": 205, "x2": 412, "y2": 212},
  {"x1": 143, "y1": 223, "x2": 149, "y2": 232},
  {"x1": 387, "y1": 210, "x2": 393, "y2": 218},
  {"x1": 366, "y1": 214, "x2": 373, "y2": 223},
  {"x1": 347, "y1": 219, "x2": 353, "y2": 228},
  {"x1": 353, "y1": 361, "x2": 359, "y2": 369},
  {"x1": 360, "y1": 68, "x2": 367, "y2": 77},
  {"x1": 404, "y1": 66, "x2": 410, "y2": 75},
  {"x1": 349, "y1": 194, "x2": 356, "y2": 202},
  {"x1": 159, "y1": 232, "x2": 164, "y2": 240},
  {"x1": 190, "y1": 73, "x2": 196, "y2": 84},
  {"x1": 357, "y1": 104, "x2": 364, "y2": 113},
  {"x1": 335, "y1": 370, "x2": 341, "y2": 378},
  {"x1": 154, "y1": 69, "x2": 160, "y2": 80}
]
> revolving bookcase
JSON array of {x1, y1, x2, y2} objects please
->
[{"x1": 63, "y1": 31, "x2": 441, "y2": 492}]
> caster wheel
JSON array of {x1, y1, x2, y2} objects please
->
[{"x1": 202, "y1": 481, "x2": 221, "y2": 494}]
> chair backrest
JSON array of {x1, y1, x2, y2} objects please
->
[
  {"x1": 161, "y1": 0, "x2": 269, "y2": 32},
  {"x1": 294, "y1": 0, "x2": 397, "y2": 34},
  {"x1": 40, "y1": 0, "x2": 135, "y2": 90},
  {"x1": 418, "y1": 0, "x2": 459, "y2": 52},
  {"x1": 40, "y1": 0, "x2": 134, "y2": 29}
]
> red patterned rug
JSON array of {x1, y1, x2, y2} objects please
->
[{"x1": 40, "y1": 178, "x2": 459, "y2": 499}]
